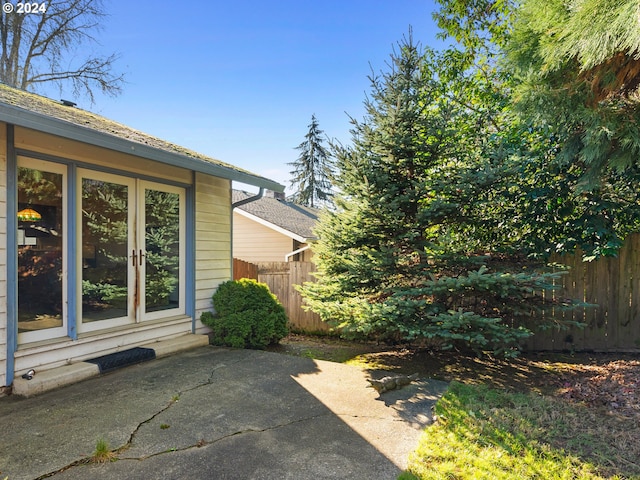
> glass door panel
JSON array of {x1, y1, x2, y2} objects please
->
[
  {"x1": 140, "y1": 182, "x2": 185, "y2": 319},
  {"x1": 17, "y1": 158, "x2": 67, "y2": 343},
  {"x1": 79, "y1": 171, "x2": 135, "y2": 329}
]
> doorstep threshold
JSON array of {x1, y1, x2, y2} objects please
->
[{"x1": 12, "y1": 334, "x2": 210, "y2": 397}]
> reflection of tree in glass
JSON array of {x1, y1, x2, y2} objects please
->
[
  {"x1": 18, "y1": 168, "x2": 59, "y2": 201},
  {"x1": 145, "y1": 189, "x2": 180, "y2": 309},
  {"x1": 17, "y1": 167, "x2": 63, "y2": 317},
  {"x1": 82, "y1": 179, "x2": 128, "y2": 310}
]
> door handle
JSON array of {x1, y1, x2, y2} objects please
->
[{"x1": 131, "y1": 249, "x2": 137, "y2": 267}]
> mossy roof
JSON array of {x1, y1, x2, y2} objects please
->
[{"x1": 0, "y1": 84, "x2": 283, "y2": 191}]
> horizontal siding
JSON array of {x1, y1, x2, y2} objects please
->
[
  {"x1": 195, "y1": 173, "x2": 231, "y2": 325},
  {"x1": 233, "y1": 213, "x2": 293, "y2": 262}
]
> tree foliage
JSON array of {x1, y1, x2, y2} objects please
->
[
  {"x1": 288, "y1": 114, "x2": 334, "y2": 208},
  {"x1": 300, "y1": 37, "x2": 589, "y2": 356},
  {"x1": 0, "y1": 0, "x2": 124, "y2": 101},
  {"x1": 301, "y1": 1, "x2": 640, "y2": 355},
  {"x1": 434, "y1": 0, "x2": 640, "y2": 256},
  {"x1": 443, "y1": 0, "x2": 640, "y2": 180}
]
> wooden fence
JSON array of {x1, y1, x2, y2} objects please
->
[
  {"x1": 234, "y1": 233, "x2": 640, "y2": 350},
  {"x1": 523, "y1": 233, "x2": 640, "y2": 351},
  {"x1": 233, "y1": 259, "x2": 328, "y2": 333},
  {"x1": 233, "y1": 257, "x2": 258, "y2": 280}
]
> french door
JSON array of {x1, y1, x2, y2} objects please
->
[{"x1": 78, "y1": 169, "x2": 185, "y2": 332}]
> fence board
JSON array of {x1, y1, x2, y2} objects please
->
[
  {"x1": 234, "y1": 234, "x2": 640, "y2": 350},
  {"x1": 232, "y1": 259, "x2": 328, "y2": 333},
  {"x1": 233, "y1": 258, "x2": 258, "y2": 280},
  {"x1": 536, "y1": 233, "x2": 640, "y2": 351}
]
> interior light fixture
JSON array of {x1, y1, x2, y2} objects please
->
[{"x1": 17, "y1": 208, "x2": 41, "y2": 222}]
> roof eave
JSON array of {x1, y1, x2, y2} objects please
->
[
  {"x1": 234, "y1": 208, "x2": 313, "y2": 243},
  {"x1": 0, "y1": 103, "x2": 284, "y2": 192}
]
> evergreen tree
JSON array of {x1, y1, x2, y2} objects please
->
[
  {"x1": 300, "y1": 37, "x2": 581, "y2": 357},
  {"x1": 436, "y1": 0, "x2": 640, "y2": 182},
  {"x1": 433, "y1": 0, "x2": 640, "y2": 258},
  {"x1": 506, "y1": 0, "x2": 640, "y2": 180},
  {"x1": 288, "y1": 115, "x2": 333, "y2": 207}
]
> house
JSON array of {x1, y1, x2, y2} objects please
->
[
  {"x1": 232, "y1": 190, "x2": 319, "y2": 263},
  {"x1": 0, "y1": 85, "x2": 283, "y2": 393}
]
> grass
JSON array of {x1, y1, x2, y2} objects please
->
[
  {"x1": 90, "y1": 438, "x2": 116, "y2": 464},
  {"x1": 400, "y1": 382, "x2": 638, "y2": 480},
  {"x1": 272, "y1": 334, "x2": 639, "y2": 479}
]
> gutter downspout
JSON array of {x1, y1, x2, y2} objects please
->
[{"x1": 230, "y1": 187, "x2": 265, "y2": 278}]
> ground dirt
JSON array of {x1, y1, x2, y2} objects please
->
[{"x1": 268, "y1": 333, "x2": 640, "y2": 419}]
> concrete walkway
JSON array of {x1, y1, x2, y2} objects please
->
[{"x1": 0, "y1": 346, "x2": 448, "y2": 480}]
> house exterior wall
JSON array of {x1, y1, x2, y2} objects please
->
[
  {"x1": 14, "y1": 127, "x2": 193, "y2": 184},
  {"x1": 0, "y1": 124, "x2": 6, "y2": 388},
  {"x1": 2, "y1": 126, "x2": 232, "y2": 386},
  {"x1": 194, "y1": 173, "x2": 231, "y2": 332},
  {"x1": 232, "y1": 212, "x2": 296, "y2": 262}
]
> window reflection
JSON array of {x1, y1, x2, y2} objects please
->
[{"x1": 17, "y1": 167, "x2": 63, "y2": 333}]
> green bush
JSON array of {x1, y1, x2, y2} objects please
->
[{"x1": 201, "y1": 279, "x2": 288, "y2": 349}]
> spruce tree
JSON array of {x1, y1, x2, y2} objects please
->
[
  {"x1": 288, "y1": 115, "x2": 333, "y2": 207},
  {"x1": 300, "y1": 37, "x2": 580, "y2": 357}
]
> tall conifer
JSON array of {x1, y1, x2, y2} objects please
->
[
  {"x1": 300, "y1": 37, "x2": 579, "y2": 356},
  {"x1": 288, "y1": 115, "x2": 333, "y2": 208}
]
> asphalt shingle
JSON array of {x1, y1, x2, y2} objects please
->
[{"x1": 232, "y1": 190, "x2": 319, "y2": 240}]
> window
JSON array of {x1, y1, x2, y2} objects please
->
[
  {"x1": 17, "y1": 158, "x2": 67, "y2": 343},
  {"x1": 16, "y1": 159, "x2": 186, "y2": 344}
]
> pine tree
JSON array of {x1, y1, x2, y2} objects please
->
[{"x1": 288, "y1": 115, "x2": 333, "y2": 207}]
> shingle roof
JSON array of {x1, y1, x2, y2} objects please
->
[
  {"x1": 232, "y1": 190, "x2": 319, "y2": 241},
  {"x1": 0, "y1": 84, "x2": 283, "y2": 191}
]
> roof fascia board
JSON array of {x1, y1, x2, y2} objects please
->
[
  {"x1": 234, "y1": 207, "x2": 308, "y2": 243},
  {"x1": 0, "y1": 103, "x2": 284, "y2": 192}
]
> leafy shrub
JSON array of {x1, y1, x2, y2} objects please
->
[{"x1": 201, "y1": 279, "x2": 288, "y2": 349}]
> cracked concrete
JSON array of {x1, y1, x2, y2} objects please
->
[{"x1": 0, "y1": 346, "x2": 448, "y2": 480}]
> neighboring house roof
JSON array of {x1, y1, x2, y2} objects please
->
[
  {"x1": 0, "y1": 84, "x2": 283, "y2": 191},
  {"x1": 232, "y1": 190, "x2": 320, "y2": 242}
]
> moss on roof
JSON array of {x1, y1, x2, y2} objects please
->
[{"x1": 0, "y1": 83, "x2": 263, "y2": 180}]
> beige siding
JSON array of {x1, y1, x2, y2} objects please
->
[
  {"x1": 0, "y1": 123, "x2": 6, "y2": 387},
  {"x1": 233, "y1": 213, "x2": 295, "y2": 262},
  {"x1": 14, "y1": 127, "x2": 193, "y2": 185},
  {"x1": 5, "y1": 129, "x2": 214, "y2": 385},
  {"x1": 195, "y1": 173, "x2": 232, "y2": 332}
]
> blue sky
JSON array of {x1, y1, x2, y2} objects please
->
[{"x1": 44, "y1": 1, "x2": 444, "y2": 192}]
